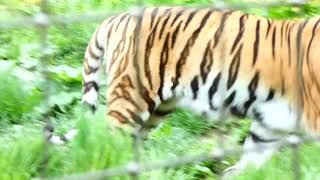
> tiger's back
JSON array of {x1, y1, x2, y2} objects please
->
[{"x1": 81, "y1": 6, "x2": 320, "y2": 175}]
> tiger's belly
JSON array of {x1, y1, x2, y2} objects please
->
[{"x1": 161, "y1": 77, "x2": 298, "y2": 132}]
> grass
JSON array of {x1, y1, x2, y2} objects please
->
[
  {"x1": 1, "y1": 103, "x2": 320, "y2": 179},
  {"x1": 1, "y1": 0, "x2": 320, "y2": 179}
]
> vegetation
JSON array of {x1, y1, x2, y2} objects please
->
[{"x1": 0, "y1": 0, "x2": 320, "y2": 179}]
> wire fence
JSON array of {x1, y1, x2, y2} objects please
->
[{"x1": 1, "y1": 0, "x2": 319, "y2": 179}]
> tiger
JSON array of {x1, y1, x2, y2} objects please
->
[{"x1": 49, "y1": 6, "x2": 320, "y2": 177}]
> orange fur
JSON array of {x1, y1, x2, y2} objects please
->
[{"x1": 82, "y1": 6, "x2": 320, "y2": 133}]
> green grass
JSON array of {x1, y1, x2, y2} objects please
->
[
  {"x1": 1, "y1": 104, "x2": 320, "y2": 179},
  {"x1": 0, "y1": 61, "x2": 42, "y2": 124},
  {"x1": 1, "y1": 0, "x2": 320, "y2": 179}
]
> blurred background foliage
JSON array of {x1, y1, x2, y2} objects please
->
[{"x1": 0, "y1": 0, "x2": 320, "y2": 179}]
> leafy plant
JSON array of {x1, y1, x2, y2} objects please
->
[{"x1": 0, "y1": 61, "x2": 42, "y2": 124}]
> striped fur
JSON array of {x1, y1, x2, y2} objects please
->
[{"x1": 80, "y1": 6, "x2": 320, "y2": 174}]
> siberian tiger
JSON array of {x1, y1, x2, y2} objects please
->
[{"x1": 50, "y1": 6, "x2": 320, "y2": 176}]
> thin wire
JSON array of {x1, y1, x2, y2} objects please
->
[
  {"x1": 129, "y1": 0, "x2": 146, "y2": 179},
  {"x1": 292, "y1": 18, "x2": 308, "y2": 180},
  {"x1": 0, "y1": 11, "x2": 122, "y2": 29},
  {"x1": 0, "y1": 0, "x2": 307, "y2": 30},
  {"x1": 38, "y1": 0, "x2": 51, "y2": 178},
  {"x1": 44, "y1": 135, "x2": 320, "y2": 180}
]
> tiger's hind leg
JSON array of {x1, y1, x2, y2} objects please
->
[
  {"x1": 223, "y1": 99, "x2": 299, "y2": 178},
  {"x1": 106, "y1": 75, "x2": 168, "y2": 136},
  {"x1": 139, "y1": 98, "x2": 178, "y2": 138},
  {"x1": 223, "y1": 121, "x2": 283, "y2": 178}
]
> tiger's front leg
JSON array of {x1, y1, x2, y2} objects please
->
[
  {"x1": 223, "y1": 99, "x2": 299, "y2": 178},
  {"x1": 223, "y1": 122, "x2": 283, "y2": 179}
]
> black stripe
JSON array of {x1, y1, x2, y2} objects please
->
[
  {"x1": 266, "y1": 19, "x2": 272, "y2": 39},
  {"x1": 171, "y1": 11, "x2": 212, "y2": 91},
  {"x1": 88, "y1": 104, "x2": 96, "y2": 112},
  {"x1": 88, "y1": 66, "x2": 99, "y2": 74},
  {"x1": 213, "y1": 11, "x2": 232, "y2": 48},
  {"x1": 158, "y1": 33, "x2": 170, "y2": 101},
  {"x1": 88, "y1": 44, "x2": 100, "y2": 60},
  {"x1": 190, "y1": 76, "x2": 199, "y2": 99},
  {"x1": 208, "y1": 72, "x2": 221, "y2": 110},
  {"x1": 153, "y1": 109, "x2": 173, "y2": 116},
  {"x1": 60, "y1": 135, "x2": 68, "y2": 142},
  {"x1": 131, "y1": 8, "x2": 156, "y2": 116},
  {"x1": 252, "y1": 108, "x2": 263, "y2": 122},
  {"x1": 84, "y1": 58, "x2": 99, "y2": 75},
  {"x1": 250, "y1": 131, "x2": 278, "y2": 143},
  {"x1": 142, "y1": 86, "x2": 156, "y2": 114},
  {"x1": 296, "y1": 20, "x2": 309, "y2": 59},
  {"x1": 285, "y1": 21, "x2": 290, "y2": 36},
  {"x1": 144, "y1": 17, "x2": 161, "y2": 90},
  {"x1": 266, "y1": 88, "x2": 275, "y2": 101},
  {"x1": 306, "y1": 19, "x2": 320, "y2": 65},
  {"x1": 106, "y1": 22, "x2": 114, "y2": 51},
  {"x1": 183, "y1": 10, "x2": 197, "y2": 30},
  {"x1": 230, "y1": 14, "x2": 247, "y2": 54},
  {"x1": 243, "y1": 72, "x2": 259, "y2": 114},
  {"x1": 121, "y1": 82, "x2": 143, "y2": 112},
  {"x1": 248, "y1": 72, "x2": 259, "y2": 93},
  {"x1": 230, "y1": 106, "x2": 245, "y2": 118},
  {"x1": 106, "y1": 16, "x2": 117, "y2": 26},
  {"x1": 170, "y1": 8, "x2": 186, "y2": 26},
  {"x1": 150, "y1": 8, "x2": 159, "y2": 29},
  {"x1": 224, "y1": 91, "x2": 236, "y2": 107},
  {"x1": 280, "y1": 21, "x2": 285, "y2": 47},
  {"x1": 159, "y1": 11, "x2": 172, "y2": 39},
  {"x1": 272, "y1": 27, "x2": 276, "y2": 60},
  {"x1": 287, "y1": 25, "x2": 292, "y2": 66},
  {"x1": 296, "y1": 20, "x2": 308, "y2": 69},
  {"x1": 227, "y1": 44, "x2": 242, "y2": 89},
  {"x1": 108, "y1": 110, "x2": 134, "y2": 125},
  {"x1": 94, "y1": 27, "x2": 103, "y2": 51},
  {"x1": 108, "y1": 17, "x2": 131, "y2": 73},
  {"x1": 115, "y1": 13, "x2": 129, "y2": 31},
  {"x1": 84, "y1": 81, "x2": 99, "y2": 93},
  {"x1": 171, "y1": 21, "x2": 182, "y2": 49},
  {"x1": 252, "y1": 20, "x2": 260, "y2": 66},
  {"x1": 200, "y1": 41, "x2": 213, "y2": 83},
  {"x1": 44, "y1": 124, "x2": 54, "y2": 133},
  {"x1": 296, "y1": 20, "x2": 309, "y2": 95},
  {"x1": 127, "y1": 109, "x2": 144, "y2": 126}
]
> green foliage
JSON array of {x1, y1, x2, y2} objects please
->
[
  {"x1": 234, "y1": 143, "x2": 320, "y2": 180},
  {"x1": 0, "y1": 61, "x2": 42, "y2": 124},
  {"x1": 49, "y1": 24, "x2": 98, "y2": 66}
]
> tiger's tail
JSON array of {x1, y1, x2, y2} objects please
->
[
  {"x1": 81, "y1": 24, "x2": 107, "y2": 112},
  {"x1": 44, "y1": 125, "x2": 78, "y2": 145},
  {"x1": 45, "y1": 18, "x2": 112, "y2": 145}
]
